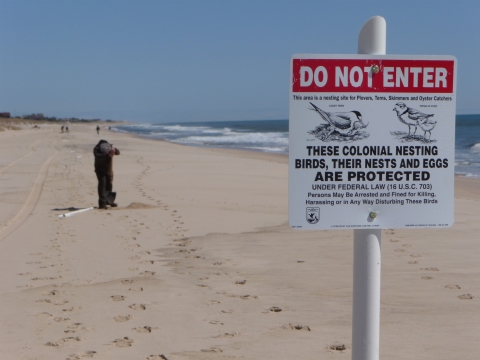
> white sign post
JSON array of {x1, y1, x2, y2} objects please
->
[
  {"x1": 288, "y1": 16, "x2": 457, "y2": 360},
  {"x1": 352, "y1": 17, "x2": 385, "y2": 360}
]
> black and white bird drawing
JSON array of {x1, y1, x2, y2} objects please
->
[
  {"x1": 309, "y1": 102, "x2": 368, "y2": 141},
  {"x1": 393, "y1": 102, "x2": 437, "y2": 140}
]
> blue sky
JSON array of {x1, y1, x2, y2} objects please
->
[{"x1": 1, "y1": 0, "x2": 479, "y2": 123}]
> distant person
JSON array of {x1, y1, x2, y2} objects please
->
[
  {"x1": 108, "y1": 126, "x2": 111, "y2": 131},
  {"x1": 96, "y1": 125, "x2": 100, "y2": 135},
  {"x1": 65, "y1": 126, "x2": 69, "y2": 133},
  {"x1": 93, "y1": 140, "x2": 120, "y2": 209},
  {"x1": 61, "y1": 125, "x2": 64, "y2": 133}
]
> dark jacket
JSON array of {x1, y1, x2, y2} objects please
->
[{"x1": 93, "y1": 140, "x2": 120, "y2": 174}]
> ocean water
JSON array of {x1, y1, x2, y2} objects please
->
[
  {"x1": 114, "y1": 120, "x2": 289, "y2": 154},
  {"x1": 114, "y1": 115, "x2": 480, "y2": 178},
  {"x1": 455, "y1": 115, "x2": 480, "y2": 178}
]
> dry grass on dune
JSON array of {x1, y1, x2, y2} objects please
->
[{"x1": 0, "y1": 117, "x2": 45, "y2": 131}]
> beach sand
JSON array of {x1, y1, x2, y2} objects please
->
[{"x1": 0, "y1": 121, "x2": 479, "y2": 359}]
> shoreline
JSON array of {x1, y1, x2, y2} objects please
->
[
  {"x1": 0, "y1": 122, "x2": 479, "y2": 359},
  {"x1": 112, "y1": 121, "x2": 480, "y2": 179}
]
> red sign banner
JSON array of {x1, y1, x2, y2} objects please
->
[{"x1": 292, "y1": 59, "x2": 455, "y2": 93}]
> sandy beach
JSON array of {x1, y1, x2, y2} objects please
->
[{"x1": 0, "y1": 121, "x2": 479, "y2": 360}]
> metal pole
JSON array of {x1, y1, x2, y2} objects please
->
[{"x1": 352, "y1": 16, "x2": 386, "y2": 360}]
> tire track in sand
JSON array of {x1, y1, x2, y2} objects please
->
[
  {"x1": 0, "y1": 138, "x2": 42, "y2": 175},
  {"x1": 0, "y1": 136, "x2": 60, "y2": 242}
]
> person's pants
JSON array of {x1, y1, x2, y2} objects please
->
[{"x1": 96, "y1": 171, "x2": 113, "y2": 208}]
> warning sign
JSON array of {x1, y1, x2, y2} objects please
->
[{"x1": 289, "y1": 55, "x2": 457, "y2": 229}]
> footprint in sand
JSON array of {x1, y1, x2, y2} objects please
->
[
  {"x1": 445, "y1": 284, "x2": 461, "y2": 289},
  {"x1": 113, "y1": 337, "x2": 134, "y2": 348},
  {"x1": 129, "y1": 304, "x2": 146, "y2": 310},
  {"x1": 235, "y1": 280, "x2": 246, "y2": 285},
  {"x1": 52, "y1": 300, "x2": 69, "y2": 305},
  {"x1": 39, "y1": 264, "x2": 56, "y2": 269},
  {"x1": 329, "y1": 344, "x2": 347, "y2": 352},
  {"x1": 128, "y1": 287, "x2": 144, "y2": 292},
  {"x1": 147, "y1": 355, "x2": 168, "y2": 360},
  {"x1": 421, "y1": 267, "x2": 439, "y2": 271},
  {"x1": 207, "y1": 300, "x2": 220, "y2": 306},
  {"x1": 209, "y1": 320, "x2": 223, "y2": 325},
  {"x1": 45, "y1": 342, "x2": 61, "y2": 348},
  {"x1": 45, "y1": 336, "x2": 82, "y2": 347},
  {"x1": 139, "y1": 271, "x2": 156, "y2": 276},
  {"x1": 54, "y1": 317, "x2": 70, "y2": 322},
  {"x1": 408, "y1": 261, "x2": 418, "y2": 264},
  {"x1": 111, "y1": 295, "x2": 126, "y2": 301},
  {"x1": 133, "y1": 326, "x2": 152, "y2": 333},
  {"x1": 235, "y1": 294, "x2": 258, "y2": 300},
  {"x1": 37, "y1": 312, "x2": 53, "y2": 318},
  {"x1": 36, "y1": 299, "x2": 52, "y2": 303},
  {"x1": 201, "y1": 347, "x2": 222, "y2": 353},
  {"x1": 458, "y1": 294, "x2": 474, "y2": 300},
  {"x1": 140, "y1": 260, "x2": 156, "y2": 265},
  {"x1": 114, "y1": 315, "x2": 133, "y2": 322},
  {"x1": 421, "y1": 276, "x2": 434, "y2": 280},
  {"x1": 282, "y1": 324, "x2": 311, "y2": 331},
  {"x1": 46, "y1": 289, "x2": 59, "y2": 296},
  {"x1": 66, "y1": 350, "x2": 97, "y2": 359},
  {"x1": 214, "y1": 332, "x2": 240, "y2": 338},
  {"x1": 63, "y1": 321, "x2": 80, "y2": 330}
]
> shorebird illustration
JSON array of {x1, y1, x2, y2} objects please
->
[
  {"x1": 309, "y1": 102, "x2": 368, "y2": 140},
  {"x1": 416, "y1": 115, "x2": 437, "y2": 140},
  {"x1": 393, "y1": 102, "x2": 436, "y2": 139}
]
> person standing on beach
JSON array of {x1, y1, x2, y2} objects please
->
[
  {"x1": 93, "y1": 140, "x2": 120, "y2": 209},
  {"x1": 96, "y1": 125, "x2": 100, "y2": 135}
]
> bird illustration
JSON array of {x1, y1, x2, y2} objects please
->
[
  {"x1": 393, "y1": 102, "x2": 436, "y2": 139},
  {"x1": 309, "y1": 102, "x2": 368, "y2": 140},
  {"x1": 416, "y1": 116, "x2": 437, "y2": 141}
]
